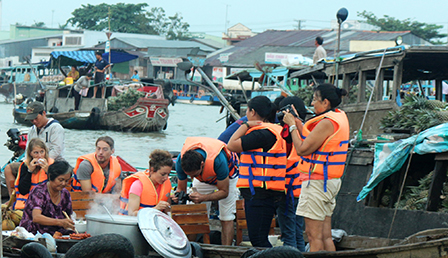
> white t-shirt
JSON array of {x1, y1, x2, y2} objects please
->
[{"x1": 313, "y1": 45, "x2": 327, "y2": 64}]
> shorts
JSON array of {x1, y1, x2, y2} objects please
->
[
  {"x1": 192, "y1": 177, "x2": 239, "y2": 221},
  {"x1": 94, "y1": 72, "x2": 105, "y2": 86},
  {"x1": 296, "y1": 179, "x2": 341, "y2": 221}
]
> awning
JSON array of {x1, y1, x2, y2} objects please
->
[
  {"x1": 102, "y1": 51, "x2": 139, "y2": 64},
  {"x1": 50, "y1": 51, "x2": 96, "y2": 67},
  {"x1": 51, "y1": 51, "x2": 96, "y2": 63},
  {"x1": 49, "y1": 50, "x2": 139, "y2": 67}
]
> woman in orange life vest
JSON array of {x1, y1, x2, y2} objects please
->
[
  {"x1": 227, "y1": 95, "x2": 287, "y2": 248},
  {"x1": 14, "y1": 138, "x2": 54, "y2": 210},
  {"x1": 119, "y1": 150, "x2": 173, "y2": 216},
  {"x1": 283, "y1": 83, "x2": 349, "y2": 252}
]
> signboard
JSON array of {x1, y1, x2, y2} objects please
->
[
  {"x1": 265, "y1": 52, "x2": 312, "y2": 66},
  {"x1": 212, "y1": 67, "x2": 225, "y2": 83},
  {"x1": 150, "y1": 57, "x2": 183, "y2": 67},
  {"x1": 105, "y1": 40, "x2": 110, "y2": 53},
  {"x1": 230, "y1": 68, "x2": 245, "y2": 75},
  {"x1": 218, "y1": 53, "x2": 230, "y2": 63}
]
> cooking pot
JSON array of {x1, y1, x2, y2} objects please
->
[
  {"x1": 85, "y1": 209, "x2": 191, "y2": 258},
  {"x1": 85, "y1": 214, "x2": 150, "y2": 255}
]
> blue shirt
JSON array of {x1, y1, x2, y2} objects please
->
[
  {"x1": 95, "y1": 58, "x2": 109, "y2": 72},
  {"x1": 217, "y1": 116, "x2": 248, "y2": 144},
  {"x1": 131, "y1": 74, "x2": 140, "y2": 80},
  {"x1": 176, "y1": 149, "x2": 229, "y2": 182}
]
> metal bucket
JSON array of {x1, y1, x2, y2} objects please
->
[{"x1": 85, "y1": 214, "x2": 151, "y2": 255}]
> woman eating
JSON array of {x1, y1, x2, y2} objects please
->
[
  {"x1": 13, "y1": 138, "x2": 54, "y2": 210},
  {"x1": 227, "y1": 95, "x2": 287, "y2": 247},
  {"x1": 19, "y1": 161, "x2": 74, "y2": 235},
  {"x1": 119, "y1": 149, "x2": 173, "y2": 216},
  {"x1": 283, "y1": 83, "x2": 349, "y2": 252}
]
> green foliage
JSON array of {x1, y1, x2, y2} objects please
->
[
  {"x1": 357, "y1": 11, "x2": 446, "y2": 44},
  {"x1": 380, "y1": 96, "x2": 448, "y2": 133},
  {"x1": 107, "y1": 88, "x2": 146, "y2": 111},
  {"x1": 67, "y1": 3, "x2": 190, "y2": 40},
  {"x1": 32, "y1": 21, "x2": 46, "y2": 28}
]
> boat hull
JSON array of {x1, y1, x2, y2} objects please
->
[
  {"x1": 13, "y1": 98, "x2": 169, "y2": 132},
  {"x1": 99, "y1": 98, "x2": 169, "y2": 132},
  {"x1": 0, "y1": 82, "x2": 42, "y2": 100},
  {"x1": 175, "y1": 95, "x2": 220, "y2": 106}
]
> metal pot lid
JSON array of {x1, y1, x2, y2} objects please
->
[{"x1": 137, "y1": 208, "x2": 191, "y2": 258}]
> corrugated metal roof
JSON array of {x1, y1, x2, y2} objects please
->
[
  {"x1": 205, "y1": 29, "x2": 428, "y2": 67},
  {"x1": 112, "y1": 37, "x2": 216, "y2": 52}
]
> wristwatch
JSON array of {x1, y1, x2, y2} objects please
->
[{"x1": 289, "y1": 125, "x2": 297, "y2": 132}]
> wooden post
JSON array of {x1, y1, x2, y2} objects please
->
[
  {"x1": 435, "y1": 80, "x2": 443, "y2": 101},
  {"x1": 375, "y1": 68, "x2": 384, "y2": 101},
  {"x1": 358, "y1": 70, "x2": 366, "y2": 103},
  {"x1": 342, "y1": 73, "x2": 350, "y2": 104},
  {"x1": 426, "y1": 153, "x2": 448, "y2": 211},
  {"x1": 392, "y1": 62, "x2": 403, "y2": 101}
]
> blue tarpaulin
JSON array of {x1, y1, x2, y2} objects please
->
[
  {"x1": 102, "y1": 51, "x2": 138, "y2": 64},
  {"x1": 50, "y1": 50, "x2": 139, "y2": 67},
  {"x1": 51, "y1": 51, "x2": 96, "y2": 63},
  {"x1": 357, "y1": 123, "x2": 448, "y2": 201}
]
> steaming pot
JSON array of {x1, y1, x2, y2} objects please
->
[
  {"x1": 86, "y1": 209, "x2": 191, "y2": 257},
  {"x1": 85, "y1": 214, "x2": 150, "y2": 255}
]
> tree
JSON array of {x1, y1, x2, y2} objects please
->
[
  {"x1": 67, "y1": 3, "x2": 191, "y2": 40},
  {"x1": 357, "y1": 11, "x2": 446, "y2": 44},
  {"x1": 32, "y1": 21, "x2": 46, "y2": 28}
]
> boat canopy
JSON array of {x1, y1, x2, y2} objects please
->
[
  {"x1": 49, "y1": 50, "x2": 139, "y2": 67},
  {"x1": 226, "y1": 67, "x2": 290, "y2": 81}
]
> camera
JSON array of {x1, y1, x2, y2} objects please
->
[
  {"x1": 276, "y1": 104, "x2": 298, "y2": 122},
  {"x1": 175, "y1": 190, "x2": 191, "y2": 205}
]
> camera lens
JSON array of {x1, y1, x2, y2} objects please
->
[{"x1": 276, "y1": 112, "x2": 284, "y2": 121}]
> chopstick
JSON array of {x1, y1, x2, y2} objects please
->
[{"x1": 62, "y1": 211, "x2": 79, "y2": 234}]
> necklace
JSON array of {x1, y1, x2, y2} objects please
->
[{"x1": 47, "y1": 182, "x2": 61, "y2": 204}]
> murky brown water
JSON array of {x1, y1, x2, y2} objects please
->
[{"x1": 0, "y1": 102, "x2": 226, "y2": 168}]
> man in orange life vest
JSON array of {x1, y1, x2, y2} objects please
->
[
  {"x1": 174, "y1": 137, "x2": 239, "y2": 246},
  {"x1": 72, "y1": 136, "x2": 122, "y2": 193}
]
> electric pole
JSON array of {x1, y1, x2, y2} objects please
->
[{"x1": 294, "y1": 19, "x2": 306, "y2": 30}]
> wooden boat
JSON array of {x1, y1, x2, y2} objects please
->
[
  {"x1": 175, "y1": 93, "x2": 220, "y2": 105},
  {"x1": 13, "y1": 83, "x2": 170, "y2": 132},
  {"x1": 290, "y1": 45, "x2": 448, "y2": 138},
  {"x1": 0, "y1": 65, "x2": 57, "y2": 101}
]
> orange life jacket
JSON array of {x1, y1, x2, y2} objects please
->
[
  {"x1": 286, "y1": 142, "x2": 302, "y2": 198},
  {"x1": 72, "y1": 153, "x2": 122, "y2": 193},
  {"x1": 119, "y1": 170, "x2": 171, "y2": 215},
  {"x1": 237, "y1": 123, "x2": 287, "y2": 194},
  {"x1": 180, "y1": 137, "x2": 238, "y2": 185},
  {"x1": 13, "y1": 158, "x2": 54, "y2": 210},
  {"x1": 298, "y1": 109, "x2": 349, "y2": 191}
]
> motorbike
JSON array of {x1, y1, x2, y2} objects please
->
[{"x1": 0, "y1": 128, "x2": 28, "y2": 193}]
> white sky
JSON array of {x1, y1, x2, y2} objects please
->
[{"x1": 2, "y1": 0, "x2": 448, "y2": 40}]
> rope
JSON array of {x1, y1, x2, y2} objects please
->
[{"x1": 387, "y1": 135, "x2": 419, "y2": 239}]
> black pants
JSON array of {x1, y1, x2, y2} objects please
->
[
  {"x1": 72, "y1": 88, "x2": 81, "y2": 110},
  {"x1": 244, "y1": 195, "x2": 282, "y2": 247}
]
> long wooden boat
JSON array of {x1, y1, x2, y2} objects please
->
[
  {"x1": 13, "y1": 83, "x2": 170, "y2": 132},
  {"x1": 175, "y1": 94, "x2": 220, "y2": 105}
]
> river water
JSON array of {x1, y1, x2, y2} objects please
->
[{"x1": 0, "y1": 102, "x2": 227, "y2": 168}]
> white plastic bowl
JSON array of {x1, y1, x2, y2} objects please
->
[
  {"x1": 74, "y1": 222, "x2": 87, "y2": 233},
  {"x1": 268, "y1": 235, "x2": 279, "y2": 246}
]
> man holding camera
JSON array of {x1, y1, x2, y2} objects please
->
[{"x1": 174, "y1": 137, "x2": 239, "y2": 246}]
